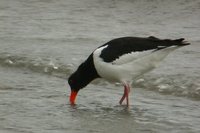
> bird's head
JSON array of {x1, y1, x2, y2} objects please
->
[
  {"x1": 68, "y1": 71, "x2": 82, "y2": 105},
  {"x1": 68, "y1": 55, "x2": 100, "y2": 105},
  {"x1": 68, "y1": 68, "x2": 94, "y2": 105}
]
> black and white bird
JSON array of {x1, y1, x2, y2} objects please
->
[{"x1": 68, "y1": 36, "x2": 190, "y2": 106}]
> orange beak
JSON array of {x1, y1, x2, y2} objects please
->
[{"x1": 69, "y1": 90, "x2": 78, "y2": 105}]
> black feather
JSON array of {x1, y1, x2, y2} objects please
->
[{"x1": 99, "y1": 37, "x2": 190, "y2": 62}]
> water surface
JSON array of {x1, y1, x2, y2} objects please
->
[{"x1": 0, "y1": 0, "x2": 200, "y2": 133}]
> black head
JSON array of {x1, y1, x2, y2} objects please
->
[
  {"x1": 68, "y1": 70, "x2": 89, "y2": 92},
  {"x1": 68, "y1": 54, "x2": 100, "y2": 105}
]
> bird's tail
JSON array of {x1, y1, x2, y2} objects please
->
[
  {"x1": 149, "y1": 36, "x2": 190, "y2": 47},
  {"x1": 173, "y1": 38, "x2": 190, "y2": 46}
]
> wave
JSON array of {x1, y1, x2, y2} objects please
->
[
  {"x1": 92, "y1": 75, "x2": 200, "y2": 101},
  {"x1": 0, "y1": 53, "x2": 199, "y2": 101},
  {"x1": 0, "y1": 53, "x2": 74, "y2": 79},
  {"x1": 132, "y1": 75, "x2": 200, "y2": 101}
]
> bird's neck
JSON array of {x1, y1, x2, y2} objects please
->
[{"x1": 78, "y1": 54, "x2": 100, "y2": 84}]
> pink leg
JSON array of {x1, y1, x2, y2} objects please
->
[
  {"x1": 119, "y1": 86, "x2": 126, "y2": 105},
  {"x1": 119, "y1": 84, "x2": 130, "y2": 106},
  {"x1": 126, "y1": 84, "x2": 130, "y2": 106}
]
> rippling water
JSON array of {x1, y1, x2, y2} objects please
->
[{"x1": 0, "y1": 0, "x2": 200, "y2": 133}]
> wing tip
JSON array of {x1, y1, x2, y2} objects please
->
[{"x1": 174, "y1": 38, "x2": 190, "y2": 46}]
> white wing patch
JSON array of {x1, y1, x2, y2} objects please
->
[
  {"x1": 94, "y1": 45, "x2": 108, "y2": 57},
  {"x1": 112, "y1": 50, "x2": 155, "y2": 65}
]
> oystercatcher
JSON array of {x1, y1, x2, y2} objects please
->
[{"x1": 68, "y1": 36, "x2": 190, "y2": 106}]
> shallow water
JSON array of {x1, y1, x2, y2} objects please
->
[{"x1": 0, "y1": 0, "x2": 200, "y2": 133}]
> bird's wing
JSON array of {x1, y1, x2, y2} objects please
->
[
  {"x1": 111, "y1": 50, "x2": 154, "y2": 65},
  {"x1": 98, "y1": 36, "x2": 189, "y2": 65}
]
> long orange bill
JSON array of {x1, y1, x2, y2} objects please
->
[{"x1": 69, "y1": 90, "x2": 78, "y2": 105}]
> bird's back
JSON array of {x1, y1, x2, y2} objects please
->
[
  {"x1": 93, "y1": 36, "x2": 190, "y2": 82},
  {"x1": 99, "y1": 36, "x2": 189, "y2": 63}
]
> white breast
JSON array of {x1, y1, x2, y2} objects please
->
[{"x1": 93, "y1": 45, "x2": 124, "y2": 82}]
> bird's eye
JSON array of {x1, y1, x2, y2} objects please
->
[{"x1": 70, "y1": 80, "x2": 73, "y2": 84}]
